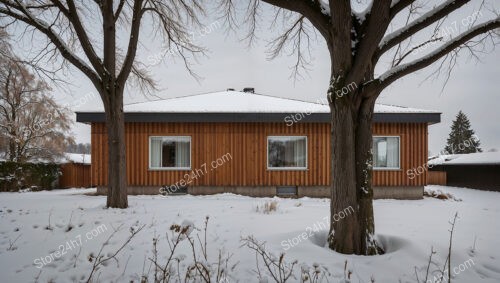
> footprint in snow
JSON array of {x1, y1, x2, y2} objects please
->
[
  {"x1": 483, "y1": 262, "x2": 500, "y2": 274},
  {"x1": 58, "y1": 262, "x2": 74, "y2": 273},
  {"x1": 45, "y1": 262, "x2": 58, "y2": 268}
]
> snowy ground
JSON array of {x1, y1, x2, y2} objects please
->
[{"x1": 1, "y1": 186, "x2": 499, "y2": 282}]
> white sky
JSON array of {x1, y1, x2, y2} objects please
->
[{"x1": 44, "y1": 1, "x2": 499, "y2": 155}]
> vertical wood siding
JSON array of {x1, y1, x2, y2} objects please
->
[
  {"x1": 91, "y1": 122, "x2": 428, "y2": 187},
  {"x1": 59, "y1": 163, "x2": 92, "y2": 188},
  {"x1": 427, "y1": 171, "x2": 447, "y2": 185},
  {"x1": 372, "y1": 123, "x2": 428, "y2": 187}
]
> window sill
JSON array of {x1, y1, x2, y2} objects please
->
[
  {"x1": 267, "y1": 168, "x2": 308, "y2": 171},
  {"x1": 148, "y1": 168, "x2": 192, "y2": 171},
  {"x1": 373, "y1": 168, "x2": 401, "y2": 171}
]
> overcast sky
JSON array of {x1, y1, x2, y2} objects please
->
[{"x1": 47, "y1": 1, "x2": 499, "y2": 155}]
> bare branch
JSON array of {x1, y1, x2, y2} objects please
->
[
  {"x1": 116, "y1": 0, "x2": 144, "y2": 87},
  {"x1": 389, "y1": 0, "x2": 417, "y2": 21},
  {"x1": 114, "y1": 0, "x2": 126, "y2": 21},
  {"x1": 377, "y1": 0, "x2": 471, "y2": 59},
  {"x1": 267, "y1": 15, "x2": 314, "y2": 80},
  {"x1": 0, "y1": 1, "x2": 101, "y2": 87},
  {"x1": 376, "y1": 17, "x2": 500, "y2": 91},
  {"x1": 63, "y1": 0, "x2": 104, "y2": 73},
  {"x1": 261, "y1": 0, "x2": 330, "y2": 40}
]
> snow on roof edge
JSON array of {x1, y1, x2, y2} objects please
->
[
  {"x1": 428, "y1": 152, "x2": 500, "y2": 166},
  {"x1": 76, "y1": 90, "x2": 441, "y2": 115}
]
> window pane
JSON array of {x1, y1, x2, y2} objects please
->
[
  {"x1": 150, "y1": 137, "x2": 190, "y2": 168},
  {"x1": 373, "y1": 137, "x2": 399, "y2": 168},
  {"x1": 150, "y1": 138, "x2": 162, "y2": 167},
  {"x1": 268, "y1": 137, "x2": 307, "y2": 168},
  {"x1": 161, "y1": 140, "x2": 176, "y2": 167}
]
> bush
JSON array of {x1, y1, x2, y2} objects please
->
[{"x1": 0, "y1": 161, "x2": 60, "y2": 192}]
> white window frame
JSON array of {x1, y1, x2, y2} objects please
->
[
  {"x1": 372, "y1": 135, "x2": 401, "y2": 170},
  {"x1": 149, "y1": 136, "x2": 192, "y2": 171},
  {"x1": 267, "y1": 136, "x2": 308, "y2": 171}
]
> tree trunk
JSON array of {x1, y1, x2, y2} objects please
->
[
  {"x1": 104, "y1": 90, "x2": 128, "y2": 208},
  {"x1": 327, "y1": 92, "x2": 382, "y2": 255},
  {"x1": 8, "y1": 105, "x2": 16, "y2": 161},
  {"x1": 355, "y1": 96, "x2": 382, "y2": 255},
  {"x1": 101, "y1": 0, "x2": 127, "y2": 208},
  {"x1": 327, "y1": 98, "x2": 361, "y2": 254},
  {"x1": 8, "y1": 134, "x2": 16, "y2": 161}
]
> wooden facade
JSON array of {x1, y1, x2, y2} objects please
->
[
  {"x1": 91, "y1": 122, "x2": 428, "y2": 188},
  {"x1": 427, "y1": 171, "x2": 447, "y2": 186},
  {"x1": 59, "y1": 163, "x2": 92, "y2": 188}
]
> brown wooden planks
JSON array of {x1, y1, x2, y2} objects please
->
[
  {"x1": 59, "y1": 163, "x2": 91, "y2": 188},
  {"x1": 91, "y1": 122, "x2": 428, "y2": 187}
]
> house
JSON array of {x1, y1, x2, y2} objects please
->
[
  {"x1": 76, "y1": 89, "x2": 440, "y2": 199},
  {"x1": 428, "y1": 152, "x2": 500, "y2": 192}
]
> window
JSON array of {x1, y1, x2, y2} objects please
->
[
  {"x1": 373, "y1": 136, "x2": 400, "y2": 169},
  {"x1": 267, "y1": 136, "x2": 307, "y2": 170},
  {"x1": 149, "y1": 136, "x2": 191, "y2": 169}
]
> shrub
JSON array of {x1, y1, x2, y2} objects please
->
[{"x1": 0, "y1": 161, "x2": 60, "y2": 192}]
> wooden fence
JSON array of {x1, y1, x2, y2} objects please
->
[
  {"x1": 427, "y1": 171, "x2": 447, "y2": 185},
  {"x1": 59, "y1": 163, "x2": 92, "y2": 188}
]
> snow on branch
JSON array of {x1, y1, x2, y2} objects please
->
[
  {"x1": 389, "y1": 0, "x2": 416, "y2": 19},
  {"x1": 378, "y1": 0, "x2": 470, "y2": 57},
  {"x1": 377, "y1": 17, "x2": 500, "y2": 89}
]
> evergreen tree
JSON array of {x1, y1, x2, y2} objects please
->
[{"x1": 444, "y1": 111, "x2": 482, "y2": 154}]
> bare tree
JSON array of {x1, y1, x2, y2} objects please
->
[
  {"x1": 219, "y1": 0, "x2": 500, "y2": 255},
  {"x1": 0, "y1": 59, "x2": 73, "y2": 162},
  {"x1": 0, "y1": 0, "x2": 205, "y2": 208}
]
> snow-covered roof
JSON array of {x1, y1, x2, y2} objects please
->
[
  {"x1": 429, "y1": 152, "x2": 500, "y2": 166},
  {"x1": 63, "y1": 153, "x2": 91, "y2": 165},
  {"x1": 77, "y1": 90, "x2": 439, "y2": 114},
  {"x1": 0, "y1": 153, "x2": 91, "y2": 164}
]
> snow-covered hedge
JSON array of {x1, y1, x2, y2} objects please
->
[{"x1": 0, "y1": 161, "x2": 60, "y2": 192}]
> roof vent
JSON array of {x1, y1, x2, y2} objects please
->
[
  {"x1": 227, "y1": 88, "x2": 235, "y2": 91},
  {"x1": 243, "y1": 87, "x2": 255, "y2": 93}
]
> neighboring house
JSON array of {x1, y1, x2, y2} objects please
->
[
  {"x1": 0, "y1": 152, "x2": 91, "y2": 191},
  {"x1": 428, "y1": 152, "x2": 500, "y2": 192},
  {"x1": 59, "y1": 153, "x2": 92, "y2": 188},
  {"x1": 76, "y1": 89, "x2": 440, "y2": 199}
]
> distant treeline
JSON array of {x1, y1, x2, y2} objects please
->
[{"x1": 67, "y1": 143, "x2": 91, "y2": 154}]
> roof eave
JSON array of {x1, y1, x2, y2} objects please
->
[{"x1": 76, "y1": 112, "x2": 441, "y2": 124}]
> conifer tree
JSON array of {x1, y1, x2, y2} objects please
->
[{"x1": 444, "y1": 111, "x2": 482, "y2": 154}]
